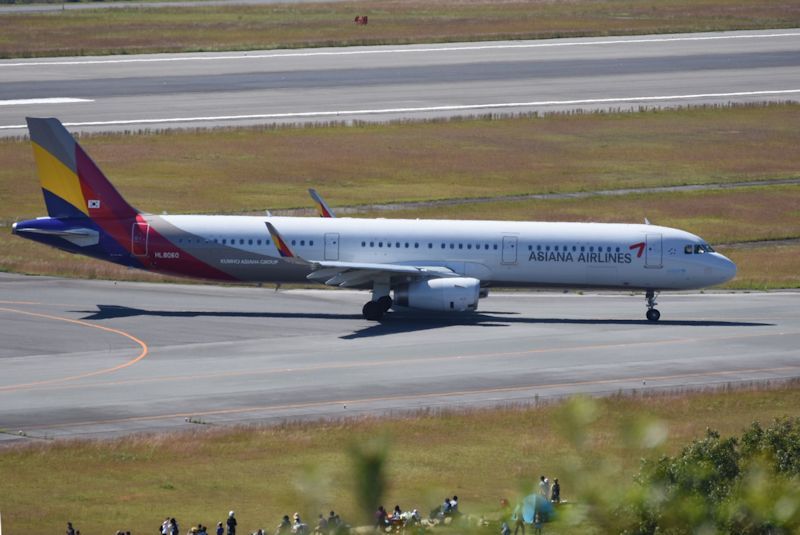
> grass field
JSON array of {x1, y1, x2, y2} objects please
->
[
  {"x1": 1, "y1": 384, "x2": 798, "y2": 534},
  {"x1": 2, "y1": 104, "x2": 798, "y2": 287},
  {"x1": 1, "y1": 0, "x2": 800, "y2": 58},
  {"x1": 2, "y1": 104, "x2": 799, "y2": 221}
]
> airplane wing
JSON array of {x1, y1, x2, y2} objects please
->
[
  {"x1": 265, "y1": 222, "x2": 458, "y2": 287},
  {"x1": 305, "y1": 261, "x2": 458, "y2": 287}
]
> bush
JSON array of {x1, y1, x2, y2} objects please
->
[{"x1": 626, "y1": 417, "x2": 800, "y2": 534}]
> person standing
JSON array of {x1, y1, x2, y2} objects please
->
[
  {"x1": 227, "y1": 511, "x2": 238, "y2": 535},
  {"x1": 538, "y1": 476, "x2": 551, "y2": 498},
  {"x1": 66, "y1": 521, "x2": 76, "y2": 535},
  {"x1": 551, "y1": 479, "x2": 560, "y2": 503}
]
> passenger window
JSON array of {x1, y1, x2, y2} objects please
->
[
  {"x1": 370, "y1": 241, "x2": 374, "y2": 247},
  {"x1": 362, "y1": 241, "x2": 366, "y2": 247},
  {"x1": 387, "y1": 242, "x2": 391, "y2": 248},
  {"x1": 458, "y1": 244, "x2": 463, "y2": 249},
  {"x1": 300, "y1": 240, "x2": 305, "y2": 246},
  {"x1": 396, "y1": 242, "x2": 400, "y2": 248},
  {"x1": 493, "y1": 244, "x2": 498, "y2": 250},
  {"x1": 405, "y1": 243, "x2": 410, "y2": 248},
  {"x1": 379, "y1": 242, "x2": 383, "y2": 247},
  {"x1": 484, "y1": 244, "x2": 489, "y2": 250},
  {"x1": 450, "y1": 244, "x2": 455, "y2": 249},
  {"x1": 310, "y1": 240, "x2": 314, "y2": 246}
]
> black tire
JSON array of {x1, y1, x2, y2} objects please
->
[
  {"x1": 646, "y1": 308, "x2": 661, "y2": 322},
  {"x1": 376, "y1": 295, "x2": 393, "y2": 312},
  {"x1": 362, "y1": 301, "x2": 384, "y2": 321}
]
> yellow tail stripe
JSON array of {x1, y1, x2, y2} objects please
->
[{"x1": 32, "y1": 142, "x2": 88, "y2": 217}]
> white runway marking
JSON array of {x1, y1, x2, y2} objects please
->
[
  {"x1": 1, "y1": 32, "x2": 799, "y2": 67},
  {"x1": 0, "y1": 98, "x2": 93, "y2": 106},
  {"x1": 0, "y1": 89, "x2": 797, "y2": 130}
]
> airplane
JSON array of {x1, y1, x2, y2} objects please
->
[{"x1": 12, "y1": 118, "x2": 737, "y2": 322}]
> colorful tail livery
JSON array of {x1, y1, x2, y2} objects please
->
[
  {"x1": 13, "y1": 118, "x2": 736, "y2": 322},
  {"x1": 28, "y1": 118, "x2": 138, "y2": 221},
  {"x1": 13, "y1": 118, "x2": 140, "y2": 265}
]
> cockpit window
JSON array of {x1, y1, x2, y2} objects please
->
[
  {"x1": 686, "y1": 243, "x2": 715, "y2": 254},
  {"x1": 691, "y1": 244, "x2": 715, "y2": 254}
]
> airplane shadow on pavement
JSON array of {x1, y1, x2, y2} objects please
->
[{"x1": 78, "y1": 304, "x2": 773, "y2": 340}]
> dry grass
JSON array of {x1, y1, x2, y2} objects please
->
[
  {"x1": 1, "y1": 384, "x2": 798, "y2": 534},
  {"x1": 1, "y1": 0, "x2": 799, "y2": 58},
  {"x1": 722, "y1": 244, "x2": 800, "y2": 290},
  {"x1": 3, "y1": 105, "x2": 798, "y2": 287},
  {"x1": 2, "y1": 104, "x2": 799, "y2": 222},
  {"x1": 363, "y1": 185, "x2": 800, "y2": 243}
]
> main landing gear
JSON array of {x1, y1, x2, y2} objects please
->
[
  {"x1": 645, "y1": 289, "x2": 661, "y2": 322},
  {"x1": 362, "y1": 295, "x2": 392, "y2": 321}
]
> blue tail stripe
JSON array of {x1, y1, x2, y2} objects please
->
[{"x1": 42, "y1": 189, "x2": 88, "y2": 219}]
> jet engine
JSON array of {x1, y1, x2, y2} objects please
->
[{"x1": 393, "y1": 277, "x2": 481, "y2": 312}]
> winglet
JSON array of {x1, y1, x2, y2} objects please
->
[
  {"x1": 265, "y1": 222, "x2": 309, "y2": 265},
  {"x1": 308, "y1": 188, "x2": 336, "y2": 218}
]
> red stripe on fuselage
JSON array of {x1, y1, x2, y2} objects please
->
[{"x1": 135, "y1": 218, "x2": 237, "y2": 281}]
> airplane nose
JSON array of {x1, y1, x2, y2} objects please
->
[{"x1": 715, "y1": 253, "x2": 737, "y2": 284}]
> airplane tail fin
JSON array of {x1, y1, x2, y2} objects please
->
[{"x1": 26, "y1": 117, "x2": 138, "y2": 220}]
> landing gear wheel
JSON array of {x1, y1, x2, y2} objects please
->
[
  {"x1": 362, "y1": 301, "x2": 384, "y2": 321},
  {"x1": 376, "y1": 295, "x2": 393, "y2": 313},
  {"x1": 644, "y1": 289, "x2": 660, "y2": 322}
]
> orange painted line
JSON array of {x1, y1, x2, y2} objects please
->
[
  {"x1": 19, "y1": 362, "x2": 800, "y2": 432},
  {"x1": 6, "y1": 329, "x2": 797, "y2": 394},
  {"x1": 0, "y1": 307, "x2": 149, "y2": 392}
]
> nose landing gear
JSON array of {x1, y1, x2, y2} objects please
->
[{"x1": 645, "y1": 290, "x2": 660, "y2": 322}]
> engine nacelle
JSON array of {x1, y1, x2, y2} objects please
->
[{"x1": 393, "y1": 277, "x2": 481, "y2": 312}]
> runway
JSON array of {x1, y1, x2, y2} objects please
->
[
  {"x1": 1, "y1": 272, "x2": 798, "y2": 443},
  {"x1": 1, "y1": 29, "x2": 800, "y2": 135}
]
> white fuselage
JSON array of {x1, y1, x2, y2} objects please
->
[{"x1": 149, "y1": 215, "x2": 736, "y2": 290}]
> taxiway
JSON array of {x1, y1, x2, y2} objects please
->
[{"x1": 1, "y1": 273, "x2": 798, "y2": 442}]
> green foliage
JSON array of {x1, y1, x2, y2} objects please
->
[
  {"x1": 349, "y1": 435, "x2": 390, "y2": 524},
  {"x1": 627, "y1": 418, "x2": 800, "y2": 534}
]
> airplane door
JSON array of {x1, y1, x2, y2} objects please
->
[
  {"x1": 645, "y1": 233, "x2": 662, "y2": 268},
  {"x1": 501, "y1": 236, "x2": 518, "y2": 264},
  {"x1": 131, "y1": 221, "x2": 149, "y2": 257},
  {"x1": 324, "y1": 232, "x2": 339, "y2": 261}
]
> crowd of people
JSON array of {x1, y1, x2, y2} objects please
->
[{"x1": 64, "y1": 481, "x2": 563, "y2": 535}]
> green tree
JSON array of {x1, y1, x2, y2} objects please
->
[{"x1": 627, "y1": 417, "x2": 800, "y2": 534}]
